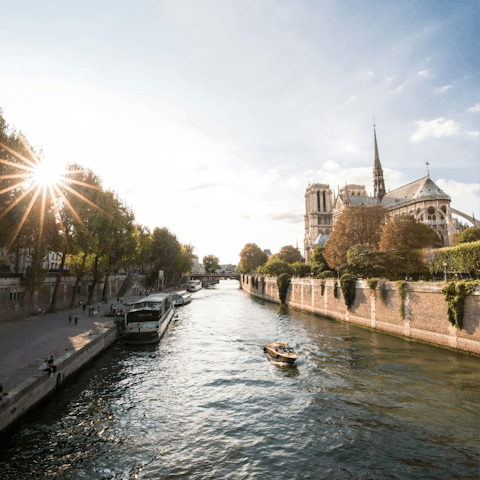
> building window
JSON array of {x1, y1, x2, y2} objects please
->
[
  {"x1": 317, "y1": 191, "x2": 321, "y2": 211},
  {"x1": 323, "y1": 191, "x2": 326, "y2": 212},
  {"x1": 427, "y1": 207, "x2": 436, "y2": 221}
]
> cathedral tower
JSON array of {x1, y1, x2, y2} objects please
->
[{"x1": 373, "y1": 124, "x2": 386, "y2": 200}]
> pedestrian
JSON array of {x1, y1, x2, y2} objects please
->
[
  {"x1": 75, "y1": 313, "x2": 79, "y2": 325},
  {"x1": 79, "y1": 300, "x2": 83, "y2": 308},
  {"x1": 97, "y1": 302, "x2": 101, "y2": 314},
  {"x1": 120, "y1": 297, "x2": 123, "y2": 304},
  {"x1": 68, "y1": 313, "x2": 72, "y2": 325},
  {"x1": 82, "y1": 303, "x2": 86, "y2": 314},
  {"x1": 117, "y1": 296, "x2": 119, "y2": 302},
  {"x1": 48, "y1": 356, "x2": 57, "y2": 377}
]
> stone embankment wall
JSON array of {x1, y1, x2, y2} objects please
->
[
  {"x1": 240, "y1": 276, "x2": 480, "y2": 356},
  {"x1": 0, "y1": 325, "x2": 118, "y2": 434},
  {"x1": 0, "y1": 274, "x2": 147, "y2": 323}
]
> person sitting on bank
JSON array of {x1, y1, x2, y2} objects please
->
[
  {"x1": 39, "y1": 359, "x2": 52, "y2": 376},
  {"x1": 0, "y1": 382, "x2": 8, "y2": 399},
  {"x1": 46, "y1": 356, "x2": 57, "y2": 377}
]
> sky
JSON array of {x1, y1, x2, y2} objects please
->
[{"x1": 1, "y1": 0, "x2": 479, "y2": 264}]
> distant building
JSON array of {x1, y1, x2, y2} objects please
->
[
  {"x1": 192, "y1": 255, "x2": 205, "y2": 274},
  {"x1": 304, "y1": 125, "x2": 476, "y2": 260},
  {"x1": 219, "y1": 264, "x2": 236, "y2": 272},
  {"x1": 263, "y1": 249, "x2": 272, "y2": 257}
]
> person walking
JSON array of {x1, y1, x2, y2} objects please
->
[
  {"x1": 75, "y1": 313, "x2": 79, "y2": 325},
  {"x1": 68, "y1": 313, "x2": 72, "y2": 325},
  {"x1": 82, "y1": 303, "x2": 86, "y2": 314},
  {"x1": 48, "y1": 356, "x2": 57, "y2": 377}
]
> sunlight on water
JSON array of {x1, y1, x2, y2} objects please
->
[{"x1": 1, "y1": 281, "x2": 479, "y2": 479}]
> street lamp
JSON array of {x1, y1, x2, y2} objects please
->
[{"x1": 443, "y1": 261, "x2": 447, "y2": 282}]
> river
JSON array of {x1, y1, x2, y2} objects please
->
[{"x1": 1, "y1": 280, "x2": 479, "y2": 479}]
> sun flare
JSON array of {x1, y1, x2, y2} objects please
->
[{"x1": 32, "y1": 160, "x2": 60, "y2": 187}]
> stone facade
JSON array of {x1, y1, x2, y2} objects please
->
[{"x1": 241, "y1": 276, "x2": 480, "y2": 356}]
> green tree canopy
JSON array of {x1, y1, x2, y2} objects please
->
[
  {"x1": 453, "y1": 227, "x2": 480, "y2": 246},
  {"x1": 258, "y1": 256, "x2": 291, "y2": 276},
  {"x1": 203, "y1": 254, "x2": 220, "y2": 273},
  {"x1": 290, "y1": 261, "x2": 311, "y2": 277},
  {"x1": 276, "y1": 245, "x2": 302, "y2": 263},
  {"x1": 309, "y1": 246, "x2": 330, "y2": 275},
  {"x1": 347, "y1": 244, "x2": 379, "y2": 278},
  {"x1": 239, "y1": 243, "x2": 268, "y2": 273}
]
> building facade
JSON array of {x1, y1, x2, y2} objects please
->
[{"x1": 304, "y1": 126, "x2": 475, "y2": 259}]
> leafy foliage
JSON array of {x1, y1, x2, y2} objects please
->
[
  {"x1": 239, "y1": 243, "x2": 268, "y2": 273},
  {"x1": 367, "y1": 278, "x2": 379, "y2": 291},
  {"x1": 203, "y1": 254, "x2": 220, "y2": 273},
  {"x1": 258, "y1": 256, "x2": 291, "y2": 276},
  {"x1": 276, "y1": 245, "x2": 302, "y2": 263},
  {"x1": 374, "y1": 249, "x2": 428, "y2": 280},
  {"x1": 316, "y1": 270, "x2": 335, "y2": 279},
  {"x1": 441, "y1": 280, "x2": 480, "y2": 329},
  {"x1": 324, "y1": 206, "x2": 385, "y2": 268},
  {"x1": 320, "y1": 279, "x2": 325, "y2": 296},
  {"x1": 277, "y1": 273, "x2": 291, "y2": 305},
  {"x1": 309, "y1": 246, "x2": 331, "y2": 276},
  {"x1": 340, "y1": 273, "x2": 357, "y2": 310},
  {"x1": 379, "y1": 215, "x2": 441, "y2": 251},
  {"x1": 452, "y1": 227, "x2": 480, "y2": 246},
  {"x1": 347, "y1": 244, "x2": 378, "y2": 278},
  {"x1": 396, "y1": 280, "x2": 407, "y2": 320},
  {"x1": 290, "y1": 261, "x2": 311, "y2": 277},
  {"x1": 431, "y1": 241, "x2": 480, "y2": 277},
  {"x1": 333, "y1": 281, "x2": 339, "y2": 298}
]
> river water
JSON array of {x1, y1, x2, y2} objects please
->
[{"x1": 1, "y1": 281, "x2": 479, "y2": 479}]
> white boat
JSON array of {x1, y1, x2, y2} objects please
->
[
  {"x1": 187, "y1": 280, "x2": 202, "y2": 292},
  {"x1": 124, "y1": 293, "x2": 175, "y2": 344},
  {"x1": 171, "y1": 290, "x2": 192, "y2": 306}
]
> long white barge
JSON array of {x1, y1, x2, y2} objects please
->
[{"x1": 125, "y1": 293, "x2": 175, "y2": 344}]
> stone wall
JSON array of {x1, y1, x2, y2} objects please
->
[
  {"x1": 240, "y1": 276, "x2": 480, "y2": 356},
  {"x1": 0, "y1": 274, "x2": 147, "y2": 323}
]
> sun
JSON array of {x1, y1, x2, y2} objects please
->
[{"x1": 32, "y1": 160, "x2": 61, "y2": 187}]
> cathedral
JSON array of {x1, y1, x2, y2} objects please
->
[{"x1": 304, "y1": 126, "x2": 477, "y2": 260}]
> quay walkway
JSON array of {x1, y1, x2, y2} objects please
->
[{"x1": 0, "y1": 296, "x2": 139, "y2": 396}]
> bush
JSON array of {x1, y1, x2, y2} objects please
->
[
  {"x1": 367, "y1": 278, "x2": 379, "y2": 291},
  {"x1": 277, "y1": 273, "x2": 291, "y2": 305},
  {"x1": 441, "y1": 280, "x2": 480, "y2": 329},
  {"x1": 316, "y1": 270, "x2": 335, "y2": 279},
  {"x1": 431, "y1": 241, "x2": 480, "y2": 277},
  {"x1": 396, "y1": 280, "x2": 407, "y2": 319},
  {"x1": 333, "y1": 281, "x2": 339, "y2": 298},
  {"x1": 290, "y1": 261, "x2": 311, "y2": 277},
  {"x1": 321, "y1": 279, "x2": 326, "y2": 296},
  {"x1": 340, "y1": 274, "x2": 357, "y2": 310}
]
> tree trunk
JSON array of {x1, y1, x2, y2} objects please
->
[
  {"x1": 87, "y1": 255, "x2": 99, "y2": 305},
  {"x1": 101, "y1": 271, "x2": 109, "y2": 302},
  {"x1": 49, "y1": 254, "x2": 66, "y2": 312},
  {"x1": 70, "y1": 253, "x2": 87, "y2": 308}
]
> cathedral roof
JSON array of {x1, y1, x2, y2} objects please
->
[
  {"x1": 337, "y1": 193, "x2": 378, "y2": 206},
  {"x1": 381, "y1": 176, "x2": 449, "y2": 207},
  {"x1": 314, "y1": 232, "x2": 330, "y2": 246}
]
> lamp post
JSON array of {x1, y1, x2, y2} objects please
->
[{"x1": 443, "y1": 261, "x2": 447, "y2": 282}]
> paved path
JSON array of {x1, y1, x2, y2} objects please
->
[{"x1": 0, "y1": 295, "x2": 140, "y2": 393}]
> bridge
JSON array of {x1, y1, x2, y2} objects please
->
[{"x1": 190, "y1": 273, "x2": 240, "y2": 286}]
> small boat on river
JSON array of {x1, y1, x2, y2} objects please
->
[
  {"x1": 171, "y1": 290, "x2": 192, "y2": 306},
  {"x1": 263, "y1": 343, "x2": 298, "y2": 364},
  {"x1": 187, "y1": 280, "x2": 202, "y2": 292},
  {"x1": 124, "y1": 293, "x2": 175, "y2": 344}
]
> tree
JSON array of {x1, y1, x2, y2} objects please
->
[
  {"x1": 309, "y1": 246, "x2": 330, "y2": 275},
  {"x1": 238, "y1": 243, "x2": 268, "y2": 273},
  {"x1": 379, "y1": 215, "x2": 441, "y2": 251},
  {"x1": 203, "y1": 254, "x2": 220, "y2": 273},
  {"x1": 453, "y1": 227, "x2": 480, "y2": 246},
  {"x1": 277, "y1": 245, "x2": 302, "y2": 263},
  {"x1": 290, "y1": 261, "x2": 311, "y2": 277},
  {"x1": 258, "y1": 256, "x2": 291, "y2": 276},
  {"x1": 324, "y1": 206, "x2": 386, "y2": 268},
  {"x1": 347, "y1": 244, "x2": 379, "y2": 278}
]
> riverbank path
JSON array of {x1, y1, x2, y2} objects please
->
[{"x1": 0, "y1": 295, "x2": 141, "y2": 394}]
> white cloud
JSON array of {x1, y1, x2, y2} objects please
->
[
  {"x1": 323, "y1": 160, "x2": 340, "y2": 171},
  {"x1": 434, "y1": 85, "x2": 452, "y2": 93},
  {"x1": 466, "y1": 104, "x2": 480, "y2": 113},
  {"x1": 410, "y1": 117, "x2": 460, "y2": 142},
  {"x1": 436, "y1": 180, "x2": 480, "y2": 221},
  {"x1": 418, "y1": 70, "x2": 430, "y2": 77},
  {"x1": 467, "y1": 131, "x2": 480, "y2": 137},
  {"x1": 349, "y1": 96, "x2": 357, "y2": 101}
]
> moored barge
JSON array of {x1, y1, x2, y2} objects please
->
[{"x1": 125, "y1": 293, "x2": 175, "y2": 344}]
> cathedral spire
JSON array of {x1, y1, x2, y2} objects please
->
[{"x1": 373, "y1": 122, "x2": 386, "y2": 200}]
